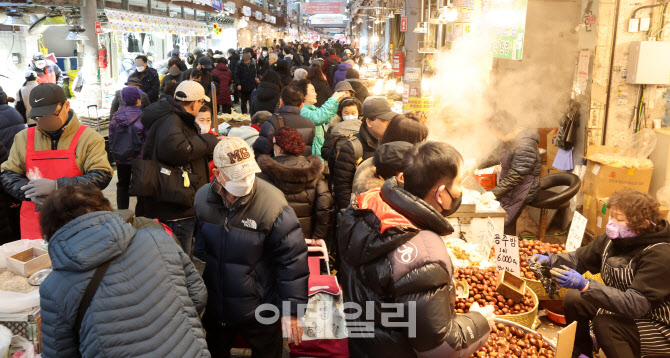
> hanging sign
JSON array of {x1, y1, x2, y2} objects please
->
[
  {"x1": 566, "y1": 211, "x2": 587, "y2": 252},
  {"x1": 494, "y1": 234, "x2": 520, "y2": 275},
  {"x1": 254, "y1": 11, "x2": 263, "y2": 20},
  {"x1": 242, "y1": 6, "x2": 252, "y2": 16},
  {"x1": 405, "y1": 97, "x2": 432, "y2": 112},
  {"x1": 95, "y1": 21, "x2": 102, "y2": 34},
  {"x1": 210, "y1": 0, "x2": 223, "y2": 11},
  {"x1": 400, "y1": 17, "x2": 407, "y2": 32}
]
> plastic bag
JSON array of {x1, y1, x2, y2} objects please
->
[
  {"x1": 657, "y1": 186, "x2": 670, "y2": 210},
  {"x1": 526, "y1": 253, "x2": 561, "y2": 299},
  {"x1": 0, "y1": 240, "x2": 45, "y2": 269},
  {"x1": 0, "y1": 290, "x2": 40, "y2": 313},
  {"x1": 8, "y1": 334, "x2": 37, "y2": 358},
  {"x1": 0, "y1": 325, "x2": 11, "y2": 358}
]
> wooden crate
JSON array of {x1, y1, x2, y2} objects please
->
[
  {"x1": 7, "y1": 248, "x2": 51, "y2": 277},
  {"x1": 496, "y1": 270, "x2": 526, "y2": 303}
]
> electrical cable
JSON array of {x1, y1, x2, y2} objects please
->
[{"x1": 632, "y1": 0, "x2": 670, "y2": 19}]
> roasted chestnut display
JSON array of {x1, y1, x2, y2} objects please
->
[
  {"x1": 470, "y1": 323, "x2": 555, "y2": 358},
  {"x1": 453, "y1": 267, "x2": 535, "y2": 315}
]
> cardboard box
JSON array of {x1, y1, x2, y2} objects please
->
[
  {"x1": 583, "y1": 161, "x2": 653, "y2": 197},
  {"x1": 582, "y1": 194, "x2": 599, "y2": 234},
  {"x1": 546, "y1": 129, "x2": 559, "y2": 166},
  {"x1": 594, "y1": 197, "x2": 609, "y2": 236},
  {"x1": 541, "y1": 163, "x2": 562, "y2": 178}
]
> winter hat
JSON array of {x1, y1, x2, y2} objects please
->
[
  {"x1": 373, "y1": 142, "x2": 414, "y2": 180},
  {"x1": 125, "y1": 76, "x2": 142, "y2": 86},
  {"x1": 271, "y1": 127, "x2": 305, "y2": 155},
  {"x1": 121, "y1": 86, "x2": 143, "y2": 105},
  {"x1": 293, "y1": 68, "x2": 308, "y2": 81},
  {"x1": 333, "y1": 81, "x2": 355, "y2": 94},
  {"x1": 228, "y1": 126, "x2": 260, "y2": 147}
]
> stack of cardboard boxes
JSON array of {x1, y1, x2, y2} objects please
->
[{"x1": 582, "y1": 147, "x2": 658, "y2": 236}]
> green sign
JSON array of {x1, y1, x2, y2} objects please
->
[{"x1": 488, "y1": 0, "x2": 528, "y2": 60}]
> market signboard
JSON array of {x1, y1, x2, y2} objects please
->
[
  {"x1": 104, "y1": 9, "x2": 209, "y2": 35},
  {"x1": 210, "y1": 0, "x2": 223, "y2": 11},
  {"x1": 305, "y1": 0, "x2": 345, "y2": 15}
]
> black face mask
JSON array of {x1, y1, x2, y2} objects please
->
[{"x1": 435, "y1": 186, "x2": 463, "y2": 217}]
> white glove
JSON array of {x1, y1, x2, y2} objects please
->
[
  {"x1": 470, "y1": 302, "x2": 496, "y2": 330},
  {"x1": 479, "y1": 192, "x2": 497, "y2": 205}
]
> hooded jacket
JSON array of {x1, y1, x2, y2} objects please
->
[
  {"x1": 0, "y1": 103, "x2": 25, "y2": 151},
  {"x1": 193, "y1": 178, "x2": 309, "y2": 325},
  {"x1": 160, "y1": 73, "x2": 180, "y2": 97},
  {"x1": 253, "y1": 106, "x2": 316, "y2": 157},
  {"x1": 311, "y1": 77, "x2": 333, "y2": 108},
  {"x1": 250, "y1": 82, "x2": 281, "y2": 115},
  {"x1": 39, "y1": 212, "x2": 209, "y2": 358},
  {"x1": 548, "y1": 223, "x2": 670, "y2": 321},
  {"x1": 109, "y1": 105, "x2": 146, "y2": 165},
  {"x1": 301, "y1": 97, "x2": 339, "y2": 158},
  {"x1": 321, "y1": 116, "x2": 362, "y2": 161},
  {"x1": 339, "y1": 179, "x2": 490, "y2": 357},
  {"x1": 109, "y1": 89, "x2": 150, "y2": 119},
  {"x1": 211, "y1": 63, "x2": 233, "y2": 105},
  {"x1": 235, "y1": 60, "x2": 258, "y2": 92},
  {"x1": 257, "y1": 154, "x2": 332, "y2": 239},
  {"x1": 332, "y1": 122, "x2": 379, "y2": 209},
  {"x1": 28, "y1": 60, "x2": 63, "y2": 86},
  {"x1": 346, "y1": 78, "x2": 370, "y2": 104},
  {"x1": 0, "y1": 111, "x2": 113, "y2": 202},
  {"x1": 132, "y1": 67, "x2": 161, "y2": 102},
  {"x1": 136, "y1": 98, "x2": 219, "y2": 221},
  {"x1": 332, "y1": 62, "x2": 353, "y2": 88}
]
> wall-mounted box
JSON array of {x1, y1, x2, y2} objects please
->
[{"x1": 627, "y1": 41, "x2": 670, "y2": 85}]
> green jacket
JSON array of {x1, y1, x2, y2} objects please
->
[{"x1": 301, "y1": 97, "x2": 339, "y2": 158}]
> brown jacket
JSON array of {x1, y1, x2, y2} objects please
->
[{"x1": 0, "y1": 111, "x2": 113, "y2": 201}]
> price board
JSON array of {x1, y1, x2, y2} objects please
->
[
  {"x1": 494, "y1": 234, "x2": 520, "y2": 275},
  {"x1": 566, "y1": 211, "x2": 587, "y2": 252}
]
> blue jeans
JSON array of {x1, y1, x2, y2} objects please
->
[{"x1": 166, "y1": 218, "x2": 195, "y2": 256}]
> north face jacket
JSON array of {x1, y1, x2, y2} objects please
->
[
  {"x1": 193, "y1": 178, "x2": 309, "y2": 325},
  {"x1": 257, "y1": 154, "x2": 332, "y2": 240},
  {"x1": 338, "y1": 179, "x2": 491, "y2": 357},
  {"x1": 40, "y1": 211, "x2": 209, "y2": 358}
]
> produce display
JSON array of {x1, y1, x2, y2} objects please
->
[
  {"x1": 470, "y1": 322, "x2": 555, "y2": 358},
  {"x1": 218, "y1": 112, "x2": 250, "y2": 123},
  {"x1": 445, "y1": 239, "x2": 495, "y2": 269},
  {"x1": 518, "y1": 240, "x2": 566, "y2": 280},
  {"x1": 453, "y1": 267, "x2": 535, "y2": 316}
]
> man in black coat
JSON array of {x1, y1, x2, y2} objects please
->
[
  {"x1": 137, "y1": 81, "x2": 219, "y2": 256},
  {"x1": 132, "y1": 55, "x2": 160, "y2": 102},
  {"x1": 345, "y1": 68, "x2": 370, "y2": 104},
  {"x1": 194, "y1": 136, "x2": 308, "y2": 357},
  {"x1": 235, "y1": 53, "x2": 258, "y2": 114},
  {"x1": 253, "y1": 86, "x2": 316, "y2": 157},
  {"x1": 338, "y1": 141, "x2": 492, "y2": 358},
  {"x1": 228, "y1": 49, "x2": 241, "y2": 104}
]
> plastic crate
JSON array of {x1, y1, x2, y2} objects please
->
[{"x1": 0, "y1": 307, "x2": 41, "y2": 353}]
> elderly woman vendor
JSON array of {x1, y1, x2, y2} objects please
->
[{"x1": 531, "y1": 188, "x2": 670, "y2": 358}]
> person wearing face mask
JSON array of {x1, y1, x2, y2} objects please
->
[
  {"x1": 530, "y1": 188, "x2": 670, "y2": 358},
  {"x1": 28, "y1": 53, "x2": 63, "y2": 86},
  {"x1": 338, "y1": 141, "x2": 492, "y2": 358},
  {"x1": 193, "y1": 137, "x2": 309, "y2": 357},
  {"x1": 321, "y1": 97, "x2": 362, "y2": 169},
  {"x1": 257, "y1": 47, "x2": 271, "y2": 77},
  {"x1": 0, "y1": 83, "x2": 113, "y2": 239},
  {"x1": 136, "y1": 81, "x2": 219, "y2": 255},
  {"x1": 235, "y1": 52, "x2": 258, "y2": 114},
  {"x1": 160, "y1": 58, "x2": 183, "y2": 97},
  {"x1": 478, "y1": 110, "x2": 541, "y2": 235},
  {"x1": 110, "y1": 76, "x2": 151, "y2": 119},
  {"x1": 131, "y1": 55, "x2": 160, "y2": 103}
]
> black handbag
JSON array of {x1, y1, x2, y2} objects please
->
[{"x1": 129, "y1": 129, "x2": 201, "y2": 206}]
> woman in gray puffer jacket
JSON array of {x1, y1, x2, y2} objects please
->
[{"x1": 39, "y1": 185, "x2": 209, "y2": 358}]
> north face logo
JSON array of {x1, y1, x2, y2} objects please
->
[
  {"x1": 242, "y1": 218, "x2": 257, "y2": 229},
  {"x1": 228, "y1": 148, "x2": 251, "y2": 164}
]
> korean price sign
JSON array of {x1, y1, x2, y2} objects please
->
[
  {"x1": 494, "y1": 234, "x2": 520, "y2": 275},
  {"x1": 566, "y1": 211, "x2": 587, "y2": 252}
]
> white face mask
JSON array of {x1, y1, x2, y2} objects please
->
[
  {"x1": 342, "y1": 114, "x2": 358, "y2": 121},
  {"x1": 35, "y1": 60, "x2": 47, "y2": 69},
  {"x1": 136, "y1": 65, "x2": 146, "y2": 72},
  {"x1": 199, "y1": 124, "x2": 211, "y2": 134},
  {"x1": 263, "y1": 51, "x2": 268, "y2": 56},
  {"x1": 223, "y1": 174, "x2": 255, "y2": 197}
]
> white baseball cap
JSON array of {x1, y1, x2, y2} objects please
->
[
  {"x1": 174, "y1": 80, "x2": 210, "y2": 102},
  {"x1": 213, "y1": 137, "x2": 261, "y2": 181}
]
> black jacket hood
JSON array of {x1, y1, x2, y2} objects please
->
[{"x1": 256, "y1": 82, "x2": 281, "y2": 101}]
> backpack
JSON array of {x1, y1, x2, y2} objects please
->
[
  {"x1": 110, "y1": 121, "x2": 142, "y2": 162},
  {"x1": 326, "y1": 60, "x2": 339, "y2": 85},
  {"x1": 327, "y1": 134, "x2": 363, "y2": 191}
]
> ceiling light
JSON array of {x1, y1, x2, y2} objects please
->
[
  {"x1": 66, "y1": 26, "x2": 89, "y2": 40},
  {"x1": 3, "y1": 8, "x2": 30, "y2": 26}
]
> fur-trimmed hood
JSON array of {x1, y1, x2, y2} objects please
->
[
  {"x1": 352, "y1": 160, "x2": 384, "y2": 197},
  {"x1": 257, "y1": 154, "x2": 324, "y2": 194}
]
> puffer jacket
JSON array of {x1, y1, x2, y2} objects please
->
[
  {"x1": 211, "y1": 63, "x2": 233, "y2": 105},
  {"x1": 110, "y1": 89, "x2": 151, "y2": 119},
  {"x1": 136, "y1": 98, "x2": 219, "y2": 221},
  {"x1": 250, "y1": 82, "x2": 281, "y2": 115},
  {"x1": 132, "y1": 67, "x2": 161, "y2": 102},
  {"x1": 338, "y1": 179, "x2": 490, "y2": 358},
  {"x1": 346, "y1": 79, "x2": 370, "y2": 104},
  {"x1": 235, "y1": 60, "x2": 258, "y2": 92},
  {"x1": 253, "y1": 106, "x2": 316, "y2": 157},
  {"x1": 311, "y1": 78, "x2": 333, "y2": 107},
  {"x1": 490, "y1": 129, "x2": 541, "y2": 222},
  {"x1": 332, "y1": 122, "x2": 379, "y2": 209},
  {"x1": 109, "y1": 105, "x2": 146, "y2": 165},
  {"x1": 321, "y1": 116, "x2": 361, "y2": 161},
  {"x1": 257, "y1": 154, "x2": 332, "y2": 239},
  {"x1": 40, "y1": 212, "x2": 209, "y2": 358},
  {"x1": 0, "y1": 112, "x2": 113, "y2": 202},
  {"x1": 301, "y1": 97, "x2": 339, "y2": 158},
  {"x1": 332, "y1": 62, "x2": 353, "y2": 88},
  {"x1": 0, "y1": 104, "x2": 25, "y2": 150},
  {"x1": 194, "y1": 178, "x2": 309, "y2": 325}
]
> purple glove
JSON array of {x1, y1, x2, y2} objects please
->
[
  {"x1": 552, "y1": 265, "x2": 588, "y2": 290},
  {"x1": 530, "y1": 254, "x2": 551, "y2": 266}
]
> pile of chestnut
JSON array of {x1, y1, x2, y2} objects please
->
[
  {"x1": 518, "y1": 240, "x2": 566, "y2": 280},
  {"x1": 453, "y1": 267, "x2": 535, "y2": 316},
  {"x1": 470, "y1": 323, "x2": 555, "y2": 358}
]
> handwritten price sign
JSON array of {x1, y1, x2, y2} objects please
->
[
  {"x1": 566, "y1": 211, "x2": 587, "y2": 252},
  {"x1": 494, "y1": 234, "x2": 520, "y2": 275}
]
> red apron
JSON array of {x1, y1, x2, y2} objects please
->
[
  {"x1": 20, "y1": 126, "x2": 86, "y2": 239},
  {"x1": 36, "y1": 66, "x2": 57, "y2": 84}
]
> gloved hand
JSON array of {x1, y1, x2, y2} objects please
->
[
  {"x1": 551, "y1": 265, "x2": 588, "y2": 291},
  {"x1": 31, "y1": 195, "x2": 46, "y2": 207},
  {"x1": 479, "y1": 192, "x2": 497, "y2": 205},
  {"x1": 470, "y1": 302, "x2": 496, "y2": 330},
  {"x1": 530, "y1": 254, "x2": 551, "y2": 266},
  {"x1": 21, "y1": 179, "x2": 57, "y2": 199}
]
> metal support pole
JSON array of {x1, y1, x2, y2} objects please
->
[
  {"x1": 403, "y1": 0, "x2": 423, "y2": 97},
  {"x1": 121, "y1": 0, "x2": 128, "y2": 10},
  {"x1": 147, "y1": 0, "x2": 152, "y2": 15},
  {"x1": 81, "y1": 0, "x2": 103, "y2": 108},
  {"x1": 436, "y1": 0, "x2": 443, "y2": 50},
  {"x1": 181, "y1": 6, "x2": 185, "y2": 19}
]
